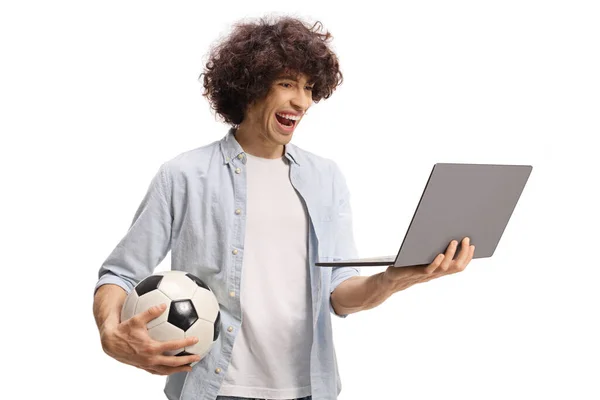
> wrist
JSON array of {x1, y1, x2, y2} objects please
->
[
  {"x1": 378, "y1": 270, "x2": 402, "y2": 294},
  {"x1": 382, "y1": 266, "x2": 423, "y2": 293}
]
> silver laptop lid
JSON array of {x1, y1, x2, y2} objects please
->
[
  {"x1": 393, "y1": 163, "x2": 532, "y2": 267},
  {"x1": 315, "y1": 163, "x2": 532, "y2": 267}
]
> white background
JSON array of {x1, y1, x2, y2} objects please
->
[{"x1": 1, "y1": 1, "x2": 598, "y2": 399}]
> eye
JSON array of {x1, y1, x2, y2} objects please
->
[
  {"x1": 305, "y1": 86, "x2": 314, "y2": 91},
  {"x1": 279, "y1": 82, "x2": 293, "y2": 88}
]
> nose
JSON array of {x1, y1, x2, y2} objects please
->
[{"x1": 290, "y1": 87, "x2": 312, "y2": 113}]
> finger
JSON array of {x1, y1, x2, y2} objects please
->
[
  {"x1": 153, "y1": 353, "x2": 202, "y2": 368},
  {"x1": 455, "y1": 237, "x2": 471, "y2": 266},
  {"x1": 158, "y1": 336, "x2": 199, "y2": 353},
  {"x1": 466, "y1": 244, "x2": 475, "y2": 264},
  {"x1": 136, "y1": 364, "x2": 162, "y2": 375},
  {"x1": 440, "y1": 240, "x2": 458, "y2": 271},
  {"x1": 135, "y1": 303, "x2": 168, "y2": 325},
  {"x1": 148, "y1": 364, "x2": 194, "y2": 376},
  {"x1": 424, "y1": 253, "x2": 445, "y2": 274}
]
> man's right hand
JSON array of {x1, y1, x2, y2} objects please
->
[{"x1": 100, "y1": 303, "x2": 202, "y2": 375}]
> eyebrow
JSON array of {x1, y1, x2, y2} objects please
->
[{"x1": 277, "y1": 75, "x2": 315, "y2": 85}]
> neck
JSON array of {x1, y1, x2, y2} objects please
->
[{"x1": 234, "y1": 123, "x2": 285, "y2": 159}]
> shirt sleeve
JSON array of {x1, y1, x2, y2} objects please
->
[
  {"x1": 94, "y1": 163, "x2": 173, "y2": 296},
  {"x1": 329, "y1": 161, "x2": 361, "y2": 318}
]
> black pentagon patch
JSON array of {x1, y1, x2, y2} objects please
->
[
  {"x1": 186, "y1": 273, "x2": 210, "y2": 291},
  {"x1": 135, "y1": 275, "x2": 164, "y2": 296},
  {"x1": 175, "y1": 350, "x2": 193, "y2": 357},
  {"x1": 213, "y1": 311, "x2": 221, "y2": 341},
  {"x1": 168, "y1": 300, "x2": 198, "y2": 331}
]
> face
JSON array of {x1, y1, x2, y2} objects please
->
[{"x1": 239, "y1": 71, "x2": 314, "y2": 150}]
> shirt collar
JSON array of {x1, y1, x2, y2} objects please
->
[{"x1": 220, "y1": 127, "x2": 301, "y2": 166}]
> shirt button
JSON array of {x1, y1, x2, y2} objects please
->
[
  {"x1": 232, "y1": 249, "x2": 238, "y2": 255},
  {"x1": 215, "y1": 368, "x2": 222, "y2": 374},
  {"x1": 235, "y1": 168, "x2": 241, "y2": 174},
  {"x1": 235, "y1": 208, "x2": 242, "y2": 215},
  {"x1": 237, "y1": 154, "x2": 244, "y2": 159},
  {"x1": 227, "y1": 326, "x2": 233, "y2": 332},
  {"x1": 229, "y1": 291, "x2": 235, "y2": 297}
]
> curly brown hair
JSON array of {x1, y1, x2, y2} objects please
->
[{"x1": 199, "y1": 16, "x2": 343, "y2": 126}]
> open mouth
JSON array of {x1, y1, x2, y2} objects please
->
[{"x1": 275, "y1": 112, "x2": 299, "y2": 130}]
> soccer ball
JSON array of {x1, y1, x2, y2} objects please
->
[{"x1": 120, "y1": 270, "x2": 221, "y2": 359}]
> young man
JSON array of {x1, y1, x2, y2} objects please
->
[{"x1": 93, "y1": 16, "x2": 475, "y2": 400}]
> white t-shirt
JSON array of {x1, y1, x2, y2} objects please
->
[{"x1": 217, "y1": 152, "x2": 313, "y2": 399}]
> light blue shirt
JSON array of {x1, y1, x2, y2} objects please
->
[{"x1": 95, "y1": 128, "x2": 361, "y2": 400}]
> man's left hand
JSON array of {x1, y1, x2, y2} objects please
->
[{"x1": 383, "y1": 237, "x2": 475, "y2": 289}]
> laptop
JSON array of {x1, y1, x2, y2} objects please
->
[{"x1": 315, "y1": 163, "x2": 533, "y2": 268}]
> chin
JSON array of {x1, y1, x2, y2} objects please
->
[{"x1": 270, "y1": 124, "x2": 295, "y2": 142}]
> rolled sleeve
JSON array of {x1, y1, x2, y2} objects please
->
[
  {"x1": 94, "y1": 272, "x2": 134, "y2": 295},
  {"x1": 329, "y1": 266, "x2": 361, "y2": 318},
  {"x1": 94, "y1": 163, "x2": 173, "y2": 297}
]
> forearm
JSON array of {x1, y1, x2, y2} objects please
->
[
  {"x1": 93, "y1": 284, "x2": 128, "y2": 335},
  {"x1": 330, "y1": 272, "x2": 413, "y2": 315}
]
